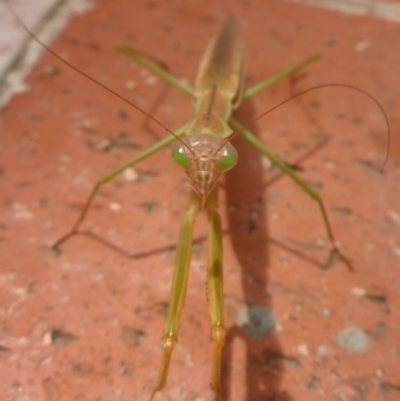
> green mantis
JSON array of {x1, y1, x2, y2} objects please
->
[{"x1": 48, "y1": 18, "x2": 370, "y2": 401}]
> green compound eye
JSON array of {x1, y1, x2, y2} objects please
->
[
  {"x1": 171, "y1": 144, "x2": 191, "y2": 170},
  {"x1": 218, "y1": 144, "x2": 238, "y2": 172}
]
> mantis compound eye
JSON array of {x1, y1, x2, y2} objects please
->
[
  {"x1": 171, "y1": 143, "x2": 191, "y2": 170},
  {"x1": 218, "y1": 143, "x2": 238, "y2": 172}
]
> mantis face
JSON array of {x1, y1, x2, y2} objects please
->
[{"x1": 172, "y1": 134, "x2": 238, "y2": 197}]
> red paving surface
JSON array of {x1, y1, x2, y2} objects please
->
[{"x1": 1, "y1": 1, "x2": 399, "y2": 400}]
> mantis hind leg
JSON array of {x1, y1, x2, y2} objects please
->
[
  {"x1": 230, "y1": 118, "x2": 353, "y2": 271},
  {"x1": 117, "y1": 44, "x2": 320, "y2": 101}
]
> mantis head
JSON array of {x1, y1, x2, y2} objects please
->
[{"x1": 172, "y1": 134, "x2": 238, "y2": 197}]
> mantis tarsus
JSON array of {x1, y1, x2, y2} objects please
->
[{"x1": 6, "y1": 6, "x2": 390, "y2": 401}]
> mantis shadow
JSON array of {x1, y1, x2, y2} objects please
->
[{"x1": 221, "y1": 98, "x2": 295, "y2": 401}]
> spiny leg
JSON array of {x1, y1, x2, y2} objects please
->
[
  {"x1": 52, "y1": 126, "x2": 188, "y2": 250},
  {"x1": 149, "y1": 189, "x2": 201, "y2": 401},
  {"x1": 205, "y1": 187, "x2": 226, "y2": 400},
  {"x1": 230, "y1": 118, "x2": 352, "y2": 270}
]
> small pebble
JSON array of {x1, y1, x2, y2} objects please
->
[
  {"x1": 354, "y1": 40, "x2": 370, "y2": 52},
  {"x1": 145, "y1": 75, "x2": 158, "y2": 85},
  {"x1": 337, "y1": 326, "x2": 371, "y2": 353},
  {"x1": 298, "y1": 343, "x2": 309, "y2": 356},
  {"x1": 109, "y1": 202, "x2": 121, "y2": 211},
  {"x1": 13, "y1": 203, "x2": 33, "y2": 220},
  {"x1": 323, "y1": 308, "x2": 331, "y2": 317},
  {"x1": 352, "y1": 287, "x2": 366, "y2": 296},
  {"x1": 125, "y1": 80, "x2": 136, "y2": 90},
  {"x1": 123, "y1": 167, "x2": 139, "y2": 182},
  {"x1": 238, "y1": 306, "x2": 275, "y2": 337},
  {"x1": 317, "y1": 345, "x2": 330, "y2": 357},
  {"x1": 334, "y1": 384, "x2": 362, "y2": 401}
]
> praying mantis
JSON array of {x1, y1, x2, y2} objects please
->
[
  {"x1": 2, "y1": 2, "x2": 391, "y2": 401},
  {"x1": 51, "y1": 18, "x2": 350, "y2": 401}
]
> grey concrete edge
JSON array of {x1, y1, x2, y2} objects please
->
[
  {"x1": 0, "y1": 0, "x2": 93, "y2": 107},
  {"x1": 287, "y1": 0, "x2": 400, "y2": 22}
]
